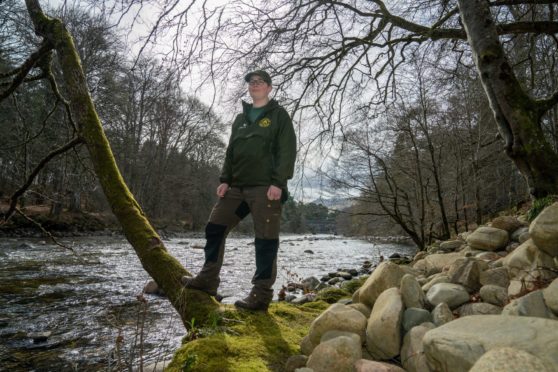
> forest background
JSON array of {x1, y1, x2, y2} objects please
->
[{"x1": 1, "y1": 0, "x2": 557, "y2": 251}]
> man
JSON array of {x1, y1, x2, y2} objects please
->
[{"x1": 182, "y1": 70, "x2": 296, "y2": 311}]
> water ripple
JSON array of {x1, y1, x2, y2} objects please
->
[{"x1": 0, "y1": 234, "x2": 415, "y2": 370}]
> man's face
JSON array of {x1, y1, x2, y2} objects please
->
[{"x1": 248, "y1": 76, "x2": 272, "y2": 101}]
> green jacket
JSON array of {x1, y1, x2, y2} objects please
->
[{"x1": 219, "y1": 99, "x2": 296, "y2": 190}]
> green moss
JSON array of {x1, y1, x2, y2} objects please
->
[
  {"x1": 166, "y1": 302, "x2": 325, "y2": 372},
  {"x1": 300, "y1": 301, "x2": 330, "y2": 310},
  {"x1": 340, "y1": 276, "x2": 368, "y2": 294},
  {"x1": 527, "y1": 196, "x2": 557, "y2": 222},
  {"x1": 315, "y1": 287, "x2": 351, "y2": 304}
]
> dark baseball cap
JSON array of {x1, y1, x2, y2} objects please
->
[{"x1": 244, "y1": 70, "x2": 272, "y2": 85}]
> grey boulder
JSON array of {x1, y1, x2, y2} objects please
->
[
  {"x1": 446, "y1": 257, "x2": 486, "y2": 293},
  {"x1": 307, "y1": 303, "x2": 367, "y2": 349},
  {"x1": 366, "y1": 287, "x2": 404, "y2": 360},
  {"x1": 358, "y1": 261, "x2": 406, "y2": 308},
  {"x1": 479, "y1": 285, "x2": 508, "y2": 307},
  {"x1": 529, "y1": 202, "x2": 558, "y2": 257},
  {"x1": 469, "y1": 347, "x2": 552, "y2": 372},
  {"x1": 431, "y1": 302, "x2": 454, "y2": 326},
  {"x1": 456, "y1": 302, "x2": 502, "y2": 317},
  {"x1": 401, "y1": 323, "x2": 435, "y2": 372},
  {"x1": 307, "y1": 335, "x2": 361, "y2": 372},
  {"x1": 543, "y1": 277, "x2": 558, "y2": 315},
  {"x1": 479, "y1": 267, "x2": 509, "y2": 288},
  {"x1": 502, "y1": 290, "x2": 555, "y2": 319},
  {"x1": 466, "y1": 227, "x2": 509, "y2": 251},
  {"x1": 400, "y1": 274, "x2": 426, "y2": 309},
  {"x1": 402, "y1": 307, "x2": 432, "y2": 333},
  {"x1": 423, "y1": 315, "x2": 558, "y2": 372},
  {"x1": 426, "y1": 283, "x2": 470, "y2": 309}
]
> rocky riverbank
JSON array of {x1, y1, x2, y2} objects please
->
[
  {"x1": 0, "y1": 207, "x2": 207, "y2": 239},
  {"x1": 165, "y1": 203, "x2": 558, "y2": 372},
  {"x1": 0, "y1": 206, "x2": 119, "y2": 238},
  {"x1": 282, "y1": 204, "x2": 558, "y2": 371}
]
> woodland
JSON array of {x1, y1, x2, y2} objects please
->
[{"x1": 1, "y1": 0, "x2": 557, "y2": 325}]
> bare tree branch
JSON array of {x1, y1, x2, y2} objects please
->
[
  {"x1": 537, "y1": 88, "x2": 558, "y2": 114},
  {"x1": 0, "y1": 72, "x2": 47, "y2": 86},
  {"x1": 14, "y1": 207, "x2": 79, "y2": 255},
  {"x1": 498, "y1": 21, "x2": 558, "y2": 36},
  {"x1": 370, "y1": 1, "x2": 557, "y2": 39},
  {"x1": 43, "y1": 59, "x2": 78, "y2": 133},
  {"x1": 490, "y1": 0, "x2": 558, "y2": 5},
  {"x1": 0, "y1": 97, "x2": 59, "y2": 151},
  {"x1": 0, "y1": 42, "x2": 52, "y2": 102},
  {"x1": 131, "y1": 0, "x2": 198, "y2": 70}
]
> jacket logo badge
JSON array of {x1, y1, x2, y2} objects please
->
[{"x1": 258, "y1": 118, "x2": 271, "y2": 128}]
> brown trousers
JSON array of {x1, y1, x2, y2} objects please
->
[{"x1": 194, "y1": 186, "x2": 282, "y2": 302}]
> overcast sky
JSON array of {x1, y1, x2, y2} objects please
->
[{"x1": 40, "y1": 0, "x2": 348, "y2": 204}]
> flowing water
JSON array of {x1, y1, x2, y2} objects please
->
[{"x1": 0, "y1": 234, "x2": 416, "y2": 371}]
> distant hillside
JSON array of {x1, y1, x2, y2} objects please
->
[{"x1": 309, "y1": 196, "x2": 353, "y2": 210}]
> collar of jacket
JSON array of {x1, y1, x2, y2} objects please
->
[{"x1": 241, "y1": 99, "x2": 279, "y2": 117}]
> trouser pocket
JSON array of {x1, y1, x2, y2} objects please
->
[{"x1": 253, "y1": 198, "x2": 282, "y2": 239}]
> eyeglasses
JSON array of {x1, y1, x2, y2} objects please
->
[{"x1": 248, "y1": 79, "x2": 267, "y2": 86}]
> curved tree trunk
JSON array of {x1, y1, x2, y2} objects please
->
[
  {"x1": 458, "y1": 0, "x2": 558, "y2": 198},
  {"x1": 25, "y1": 0, "x2": 219, "y2": 328}
]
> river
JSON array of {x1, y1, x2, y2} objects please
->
[{"x1": 0, "y1": 234, "x2": 416, "y2": 371}]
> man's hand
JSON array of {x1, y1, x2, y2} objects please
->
[
  {"x1": 267, "y1": 185, "x2": 282, "y2": 201},
  {"x1": 216, "y1": 183, "x2": 229, "y2": 198}
]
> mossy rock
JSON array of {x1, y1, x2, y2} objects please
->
[
  {"x1": 0, "y1": 277, "x2": 70, "y2": 295},
  {"x1": 340, "y1": 276, "x2": 368, "y2": 294},
  {"x1": 528, "y1": 196, "x2": 558, "y2": 222},
  {"x1": 166, "y1": 302, "x2": 328, "y2": 371},
  {"x1": 315, "y1": 287, "x2": 351, "y2": 304},
  {"x1": 300, "y1": 300, "x2": 330, "y2": 310}
]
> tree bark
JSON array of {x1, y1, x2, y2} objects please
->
[
  {"x1": 24, "y1": 0, "x2": 219, "y2": 328},
  {"x1": 458, "y1": 0, "x2": 558, "y2": 198}
]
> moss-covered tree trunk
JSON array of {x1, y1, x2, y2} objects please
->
[
  {"x1": 25, "y1": 0, "x2": 219, "y2": 327},
  {"x1": 458, "y1": 0, "x2": 558, "y2": 198}
]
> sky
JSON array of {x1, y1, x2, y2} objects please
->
[{"x1": 40, "y1": 0, "x2": 354, "y2": 204}]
